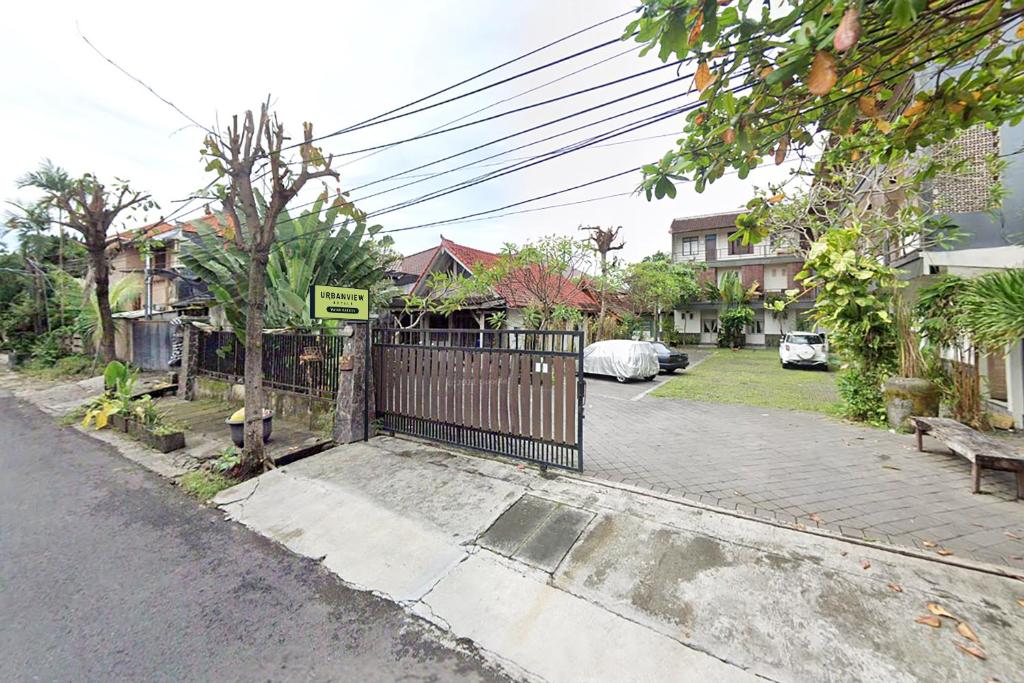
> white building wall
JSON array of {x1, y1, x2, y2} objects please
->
[
  {"x1": 674, "y1": 309, "x2": 701, "y2": 334},
  {"x1": 764, "y1": 264, "x2": 789, "y2": 291},
  {"x1": 1007, "y1": 342, "x2": 1024, "y2": 428}
]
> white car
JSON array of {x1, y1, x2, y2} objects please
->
[
  {"x1": 780, "y1": 332, "x2": 829, "y2": 370},
  {"x1": 583, "y1": 339, "x2": 660, "y2": 382}
]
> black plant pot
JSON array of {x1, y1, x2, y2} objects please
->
[{"x1": 226, "y1": 411, "x2": 273, "y2": 448}]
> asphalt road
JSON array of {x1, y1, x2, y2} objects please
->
[{"x1": 0, "y1": 395, "x2": 510, "y2": 683}]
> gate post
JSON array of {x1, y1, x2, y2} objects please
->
[
  {"x1": 177, "y1": 323, "x2": 199, "y2": 401},
  {"x1": 333, "y1": 322, "x2": 373, "y2": 444}
]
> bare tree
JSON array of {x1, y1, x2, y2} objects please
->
[
  {"x1": 580, "y1": 225, "x2": 624, "y2": 339},
  {"x1": 18, "y1": 161, "x2": 153, "y2": 363},
  {"x1": 201, "y1": 100, "x2": 338, "y2": 474}
]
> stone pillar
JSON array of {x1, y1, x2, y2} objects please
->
[
  {"x1": 333, "y1": 323, "x2": 373, "y2": 444},
  {"x1": 177, "y1": 324, "x2": 199, "y2": 400}
]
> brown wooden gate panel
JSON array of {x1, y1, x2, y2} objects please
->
[{"x1": 372, "y1": 328, "x2": 584, "y2": 471}]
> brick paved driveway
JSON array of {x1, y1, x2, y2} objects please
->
[{"x1": 582, "y1": 368, "x2": 1024, "y2": 568}]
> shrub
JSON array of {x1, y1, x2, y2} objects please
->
[
  {"x1": 718, "y1": 306, "x2": 754, "y2": 348},
  {"x1": 836, "y1": 367, "x2": 887, "y2": 425}
]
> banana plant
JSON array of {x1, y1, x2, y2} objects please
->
[{"x1": 178, "y1": 192, "x2": 393, "y2": 336}]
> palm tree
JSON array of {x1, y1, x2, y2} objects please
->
[
  {"x1": 77, "y1": 276, "x2": 143, "y2": 353},
  {"x1": 960, "y1": 268, "x2": 1024, "y2": 351}
]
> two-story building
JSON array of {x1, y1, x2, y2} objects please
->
[{"x1": 669, "y1": 210, "x2": 814, "y2": 347}]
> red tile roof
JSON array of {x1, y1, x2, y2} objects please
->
[
  {"x1": 406, "y1": 237, "x2": 597, "y2": 311},
  {"x1": 397, "y1": 246, "x2": 440, "y2": 275}
]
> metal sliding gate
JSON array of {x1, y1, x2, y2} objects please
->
[{"x1": 372, "y1": 328, "x2": 585, "y2": 471}]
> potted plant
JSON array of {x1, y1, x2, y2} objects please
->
[
  {"x1": 884, "y1": 298, "x2": 939, "y2": 431},
  {"x1": 226, "y1": 407, "x2": 273, "y2": 448}
]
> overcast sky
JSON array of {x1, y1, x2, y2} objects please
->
[{"x1": 1, "y1": 0, "x2": 798, "y2": 263}]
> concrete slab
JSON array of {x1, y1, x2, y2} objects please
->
[
  {"x1": 215, "y1": 470, "x2": 469, "y2": 601},
  {"x1": 514, "y1": 504, "x2": 594, "y2": 573},
  {"x1": 214, "y1": 440, "x2": 525, "y2": 601},
  {"x1": 419, "y1": 552, "x2": 759, "y2": 683},
  {"x1": 210, "y1": 437, "x2": 1024, "y2": 683},
  {"x1": 554, "y1": 507, "x2": 1024, "y2": 682},
  {"x1": 478, "y1": 495, "x2": 557, "y2": 556}
]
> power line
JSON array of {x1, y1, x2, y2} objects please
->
[
  {"x1": 363, "y1": 92, "x2": 729, "y2": 219},
  {"x1": 298, "y1": 6, "x2": 640, "y2": 147},
  {"x1": 333, "y1": 43, "x2": 641, "y2": 172},
  {"x1": 349, "y1": 81, "x2": 708, "y2": 204},
  {"x1": 321, "y1": 57, "x2": 688, "y2": 158}
]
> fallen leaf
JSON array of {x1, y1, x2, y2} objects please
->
[
  {"x1": 928, "y1": 603, "x2": 956, "y2": 619},
  {"x1": 922, "y1": 541, "x2": 938, "y2": 548},
  {"x1": 882, "y1": 463, "x2": 901, "y2": 470},
  {"x1": 861, "y1": 559, "x2": 871, "y2": 570},
  {"x1": 806, "y1": 51, "x2": 838, "y2": 96},
  {"x1": 809, "y1": 512, "x2": 823, "y2": 524},
  {"x1": 695, "y1": 62, "x2": 715, "y2": 92},
  {"x1": 956, "y1": 622, "x2": 980, "y2": 644},
  {"x1": 1017, "y1": 598, "x2": 1024, "y2": 608},
  {"x1": 888, "y1": 583, "x2": 903, "y2": 592},
  {"x1": 937, "y1": 548, "x2": 954, "y2": 556},
  {"x1": 954, "y1": 642, "x2": 986, "y2": 660},
  {"x1": 915, "y1": 615, "x2": 941, "y2": 628},
  {"x1": 839, "y1": 550, "x2": 848, "y2": 557},
  {"x1": 833, "y1": 8, "x2": 861, "y2": 52},
  {"x1": 1005, "y1": 531, "x2": 1021, "y2": 540}
]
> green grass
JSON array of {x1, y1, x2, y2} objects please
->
[
  {"x1": 19, "y1": 354, "x2": 96, "y2": 381},
  {"x1": 651, "y1": 349, "x2": 841, "y2": 414},
  {"x1": 178, "y1": 470, "x2": 237, "y2": 502}
]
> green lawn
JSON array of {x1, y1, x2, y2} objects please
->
[{"x1": 651, "y1": 349, "x2": 840, "y2": 414}]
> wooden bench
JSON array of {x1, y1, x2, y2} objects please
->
[{"x1": 911, "y1": 416, "x2": 1024, "y2": 499}]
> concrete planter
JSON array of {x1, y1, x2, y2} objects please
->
[
  {"x1": 144, "y1": 430, "x2": 186, "y2": 453},
  {"x1": 122, "y1": 417, "x2": 186, "y2": 452},
  {"x1": 109, "y1": 413, "x2": 130, "y2": 432},
  {"x1": 884, "y1": 377, "x2": 940, "y2": 432}
]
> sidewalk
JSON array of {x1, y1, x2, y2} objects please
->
[{"x1": 215, "y1": 437, "x2": 1024, "y2": 683}]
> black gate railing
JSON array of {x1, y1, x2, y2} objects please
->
[
  {"x1": 196, "y1": 330, "x2": 345, "y2": 400},
  {"x1": 372, "y1": 328, "x2": 585, "y2": 471}
]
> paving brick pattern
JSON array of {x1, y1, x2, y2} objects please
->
[{"x1": 583, "y1": 373, "x2": 1024, "y2": 568}]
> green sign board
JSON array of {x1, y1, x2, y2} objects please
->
[{"x1": 309, "y1": 285, "x2": 370, "y2": 321}]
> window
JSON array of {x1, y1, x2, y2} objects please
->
[
  {"x1": 746, "y1": 319, "x2": 763, "y2": 334},
  {"x1": 702, "y1": 319, "x2": 719, "y2": 334},
  {"x1": 651, "y1": 342, "x2": 670, "y2": 354},
  {"x1": 152, "y1": 248, "x2": 168, "y2": 270},
  {"x1": 786, "y1": 333, "x2": 823, "y2": 345},
  {"x1": 727, "y1": 231, "x2": 753, "y2": 255},
  {"x1": 679, "y1": 236, "x2": 698, "y2": 256}
]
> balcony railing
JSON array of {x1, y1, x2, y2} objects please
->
[{"x1": 672, "y1": 243, "x2": 801, "y2": 263}]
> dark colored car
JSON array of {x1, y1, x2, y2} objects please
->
[{"x1": 649, "y1": 342, "x2": 689, "y2": 373}]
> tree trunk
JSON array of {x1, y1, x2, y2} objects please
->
[
  {"x1": 91, "y1": 245, "x2": 116, "y2": 364},
  {"x1": 597, "y1": 252, "x2": 608, "y2": 340},
  {"x1": 242, "y1": 249, "x2": 270, "y2": 474}
]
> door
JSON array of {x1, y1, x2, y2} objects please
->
[
  {"x1": 700, "y1": 312, "x2": 719, "y2": 345},
  {"x1": 705, "y1": 234, "x2": 718, "y2": 261},
  {"x1": 987, "y1": 353, "x2": 1008, "y2": 402}
]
